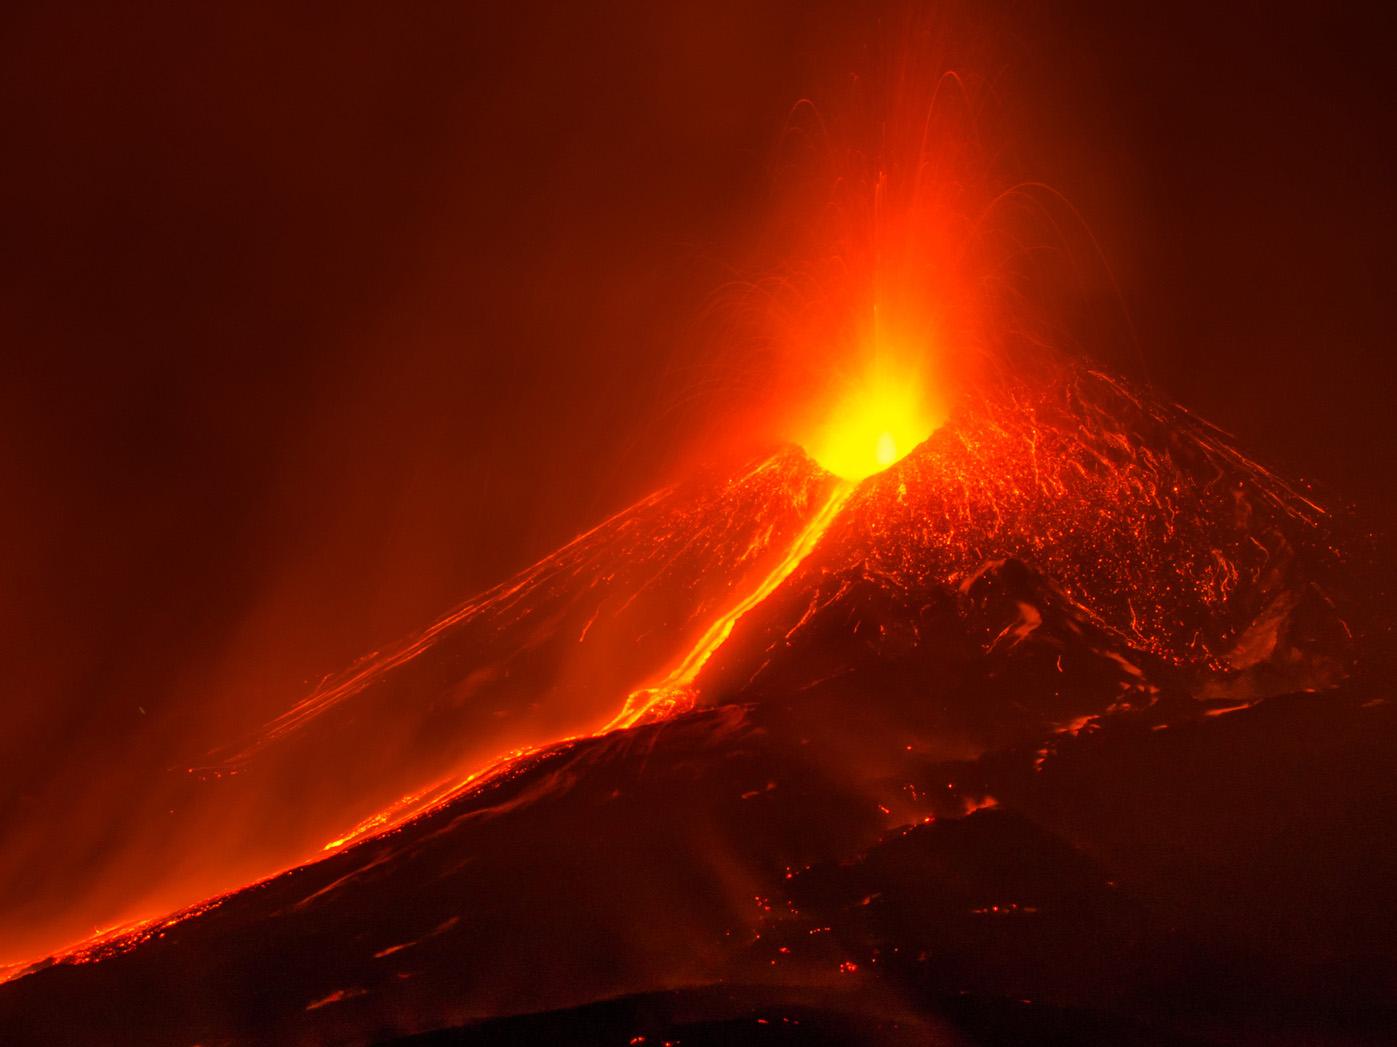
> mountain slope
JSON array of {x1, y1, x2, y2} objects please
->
[{"x1": 0, "y1": 366, "x2": 1380, "y2": 1046}]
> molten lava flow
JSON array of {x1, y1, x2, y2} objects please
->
[
  {"x1": 252, "y1": 456, "x2": 857, "y2": 855},
  {"x1": 304, "y1": 455, "x2": 860, "y2": 854},
  {"x1": 322, "y1": 464, "x2": 856, "y2": 852},
  {"x1": 602, "y1": 478, "x2": 854, "y2": 731}
]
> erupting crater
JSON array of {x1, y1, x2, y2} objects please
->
[{"x1": 800, "y1": 361, "x2": 946, "y2": 480}]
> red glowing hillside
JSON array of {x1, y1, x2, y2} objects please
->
[{"x1": 1, "y1": 361, "x2": 1379, "y2": 1046}]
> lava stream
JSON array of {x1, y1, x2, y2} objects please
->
[
  {"x1": 214, "y1": 487, "x2": 675, "y2": 768},
  {"x1": 602, "y1": 479, "x2": 855, "y2": 731},
  {"x1": 326, "y1": 475, "x2": 853, "y2": 853}
]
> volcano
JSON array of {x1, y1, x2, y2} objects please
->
[{"x1": 2, "y1": 363, "x2": 1389, "y2": 1046}]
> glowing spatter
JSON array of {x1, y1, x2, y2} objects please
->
[{"x1": 816, "y1": 367, "x2": 1336, "y2": 672}]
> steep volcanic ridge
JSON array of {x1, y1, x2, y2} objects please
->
[
  {"x1": 1, "y1": 365, "x2": 1382, "y2": 1046},
  {"x1": 702, "y1": 367, "x2": 1350, "y2": 716},
  {"x1": 0, "y1": 446, "x2": 842, "y2": 974},
  {"x1": 196, "y1": 446, "x2": 845, "y2": 855},
  {"x1": 202, "y1": 366, "x2": 1346, "y2": 865}
]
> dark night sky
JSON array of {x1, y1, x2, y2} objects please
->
[{"x1": 1, "y1": 1, "x2": 1393, "y2": 959}]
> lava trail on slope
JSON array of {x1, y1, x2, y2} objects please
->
[
  {"x1": 0, "y1": 366, "x2": 1387, "y2": 1047},
  {"x1": 0, "y1": 447, "x2": 842, "y2": 965}
]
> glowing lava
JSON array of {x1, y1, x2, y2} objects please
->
[
  {"x1": 802, "y1": 362, "x2": 944, "y2": 479},
  {"x1": 602, "y1": 478, "x2": 854, "y2": 731}
]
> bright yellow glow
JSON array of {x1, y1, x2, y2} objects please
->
[
  {"x1": 803, "y1": 366, "x2": 943, "y2": 480},
  {"x1": 876, "y1": 431, "x2": 897, "y2": 467}
]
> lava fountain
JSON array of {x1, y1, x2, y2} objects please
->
[{"x1": 802, "y1": 358, "x2": 945, "y2": 480}]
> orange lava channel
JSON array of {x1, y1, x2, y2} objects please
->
[
  {"x1": 601, "y1": 479, "x2": 855, "y2": 732},
  {"x1": 3, "y1": 478, "x2": 857, "y2": 984},
  {"x1": 324, "y1": 479, "x2": 853, "y2": 854}
]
